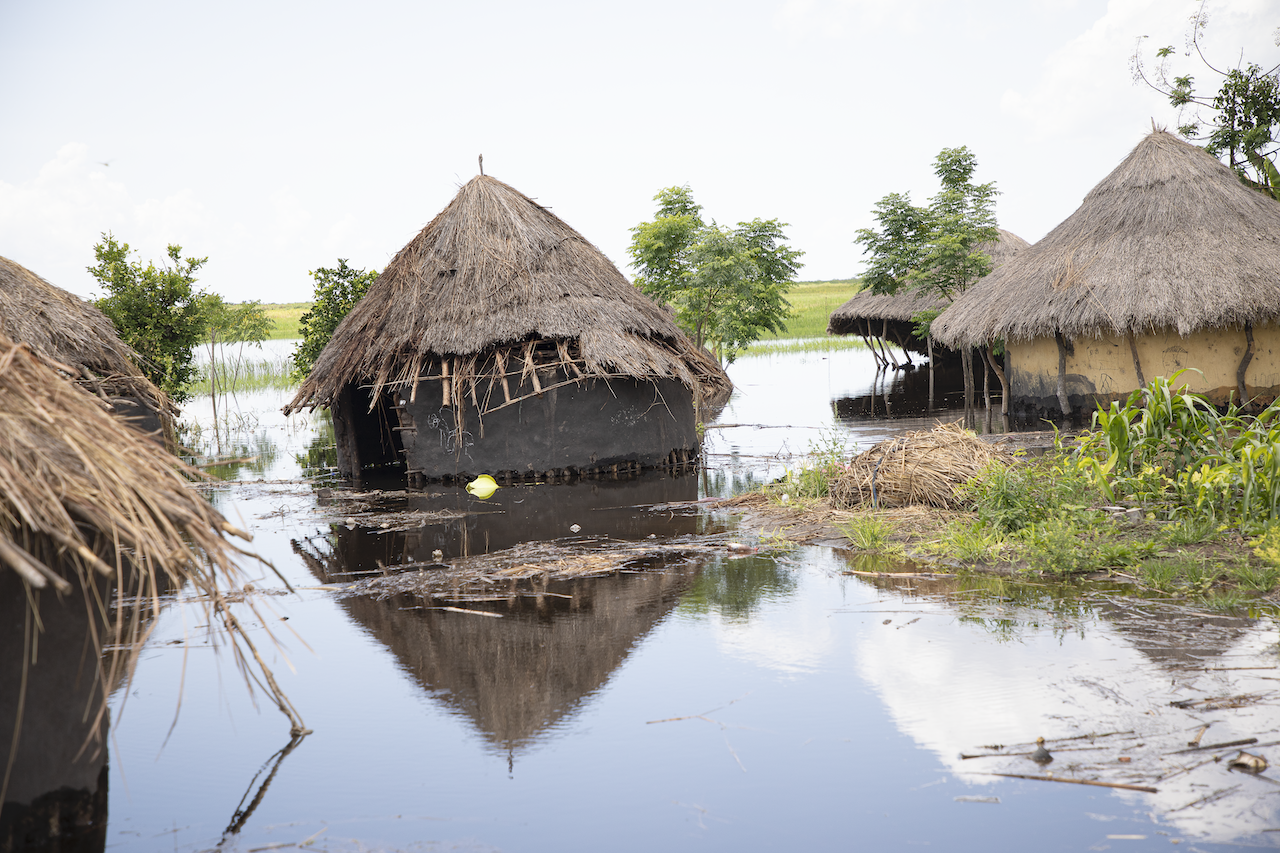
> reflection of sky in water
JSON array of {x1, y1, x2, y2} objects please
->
[
  {"x1": 109, "y1": 521, "x2": 1280, "y2": 849},
  {"x1": 89, "y1": 348, "x2": 1280, "y2": 850}
]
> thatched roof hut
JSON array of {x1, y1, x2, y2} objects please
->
[
  {"x1": 0, "y1": 254, "x2": 174, "y2": 443},
  {"x1": 285, "y1": 174, "x2": 731, "y2": 484},
  {"x1": 0, "y1": 330, "x2": 307, "y2": 793},
  {"x1": 933, "y1": 129, "x2": 1280, "y2": 414},
  {"x1": 827, "y1": 229, "x2": 1030, "y2": 362}
]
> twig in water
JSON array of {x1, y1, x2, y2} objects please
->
[
  {"x1": 1168, "y1": 737, "x2": 1258, "y2": 755},
  {"x1": 1169, "y1": 785, "x2": 1241, "y2": 813},
  {"x1": 434, "y1": 606, "x2": 503, "y2": 618},
  {"x1": 1156, "y1": 755, "x2": 1220, "y2": 783},
  {"x1": 979, "y1": 772, "x2": 1157, "y2": 794}
]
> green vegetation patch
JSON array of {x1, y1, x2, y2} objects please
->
[
  {"x1": 262, "y1": 302, "x2": 310, "y2": 340},
  {"x1": 746, "y1": 375, "x2": 1280, "y2": 607},
  {"x1": 761, "y1": 278, "x2": 861, "y2": 340}
]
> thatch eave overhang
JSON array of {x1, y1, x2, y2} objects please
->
[{"x1": 933, "y1": 130, "x2": 1280, "y2": 349}]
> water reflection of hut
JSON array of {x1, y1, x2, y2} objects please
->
[
  {"x1": 297, "y1": 535, "x2": 697, "y2": 755},
  {"x1": 827, "y1": 229, "x2": 1029, "y2": 370},
  {"x1": 832, "y1": 358, "x2": 966, "y2": 419},
  {"x1": 284, "y1": 174, "x2": 731, "y2": 485},
  {"x1": 0, "y1": 254, "x2": 175, "y2": 445},
  {"x1": 0, "y1": 331, "x2": 300, "y2": 845},
  {"x1": 933, "y1": 130, "x2": 1280, "y2": 417},
  {"x1": 314, "y1": 472, "x2": 701, "y2": 575}
]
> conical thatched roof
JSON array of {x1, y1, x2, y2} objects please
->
[
  {"x1": 0, "y1": 254, "x2": 171, "y2": 419},
  {"x1": 827, "y1": 229, "x2": 1030, "y2": 336},
  {"x1": 286, "y1": 175, "x2": 730, "y2": 414},
  {"x1": 934, "y1": 130, "x2": 1280, "y2": 348}
]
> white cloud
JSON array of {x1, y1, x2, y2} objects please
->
[{"x1": 0, "y1": 143, "x2": 212, "y2": 298}]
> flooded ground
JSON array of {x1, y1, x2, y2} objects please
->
[{"x1": 10, "y1": 345, "x2": 1280, "y2": 851}]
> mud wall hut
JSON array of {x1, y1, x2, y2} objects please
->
[
  {"x1": 0, "y1": 254, "x2": 175, "y2": 445},
  {"x1": 827, "y1": 229, "x2": 1030, "y2": 368},
  {"x1": 932, "y1": 130, "x2": 1280, "y2": 417},
  {"x1": 285, "y1": 174, "x2": 732, "y2": 485}
]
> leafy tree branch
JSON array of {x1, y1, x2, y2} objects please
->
[{"x1": 629, "y1": 186, "x2": 803, "y2": 364}]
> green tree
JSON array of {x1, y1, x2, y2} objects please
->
[
  {"x1": 292, "y1": 260, "x2": 378, "y2": 381},
  {"x1": 1132, "y1": 2, "x2": 1280, "y2": 197},
  {"x1": 854, "y1": 147, "x2": 1000, "y2": 415},
  {"x1": 89, "y1": 233, "x2": 207, "y2": 403},
  {"x1": 629, "y1": 186, "x2": 803, "y2": 363},
  {"x1": 853, "y1": 193, "x2": 932, "y2": 296}
]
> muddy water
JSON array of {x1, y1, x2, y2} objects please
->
[{"x1": 12, "y1": 346, "x2": 1280, "y2": 851}]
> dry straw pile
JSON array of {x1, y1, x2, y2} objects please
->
[
  {"x1": 0, "y1": 333, "x2": 307, "y2": 745},
  {"x1": 830, "y1": 422, "x2": 1015, "y2": 510}
]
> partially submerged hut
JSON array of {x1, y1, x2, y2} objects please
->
[
  {"x1": 0, "y1": 254, "x2": 175, "y2": 445},
  {"x1": 285, "y1": 174, "x2": 732, "y2": 484},
  {"x1": 1, "y1": 330, "x2": 306, "y2": 822},
  {"x1": 827, "y1": 229, "x2": 1030, "y2": 368},
  {"x1": 933, "y1": 130, "x2": 1280, "y2": 416}
]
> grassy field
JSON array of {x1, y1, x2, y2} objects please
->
[
  {"x1": 766, "y1": 278, "x2": 861, "y2": 339},
  {"x1": 263, "y1": 302, "x2": 309, "y2": 340},
  {"x1": 255, "y1": 278, "x2": 861, "y2": 344}
]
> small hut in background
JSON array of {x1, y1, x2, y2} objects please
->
[
  {"x1": 827, "y1": 229, "x2": 1030, "y2": 369},
  {"x1": 285, "y1": 174, "x2": 732, "y2": 485},
  {"x1": 0, "y1": 255, "x2": 175, "y2": 445},
  {"x1": 933, "y1": 130, "x2": 1280, "y2": 417}
]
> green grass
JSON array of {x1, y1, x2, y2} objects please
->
[
  {"x1": 188, "y1": 352, "x2": 296, "y2": 394},
  {"x1": 261, "y1": 302, "x2": 310, "y2": 339},
  {"x1": 766, "y1": 278, "x2": 862, "y2": 340},
  {"x1": 740, "y1": 337, "x2": 867, "y2": 357}
]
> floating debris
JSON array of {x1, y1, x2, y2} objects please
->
[
  {"x1": 1031, "y1": 737, "x2": 1053, "y2": 765},
  {"x1": 331, "y1": 534, "x2": 732, "y2": 604},
  {"x1": 466, "y1": 474, "x2": 499, "y2": 499},
  {"x1": 1228, "y1": 751, "x2": 1269, "y2": 773}
]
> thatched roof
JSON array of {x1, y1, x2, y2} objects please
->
[
  {"x1": 286, "y1": 175, "x2": 730, "y2": 414},
  {"x1": 934, "y1": 130, "x2": 1280, "y2": 348},
  {"x1": 827, "y1": 229, "x2": 1030, "y2": 336},
  {"x1": 0, "y1": 255, "x2": 171, "y2": 416},
  {"x1": 0, "y1": 332, "x2": 306, "y2": 736}
]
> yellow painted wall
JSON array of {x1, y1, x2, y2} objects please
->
[{"x1": 1008, "y1": 322, "x2": 1280, "y2": 409}]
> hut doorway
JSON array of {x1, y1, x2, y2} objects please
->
[{"x1": 332, "y1": 384, "x2": 405, "y2": 481}]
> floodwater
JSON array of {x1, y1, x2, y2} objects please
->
[{"x1": 9, "y1": 345, "x2": 1280, "y2": 852}]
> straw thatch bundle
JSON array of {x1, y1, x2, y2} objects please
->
[
  {"x1": 828, "y1": 229, "x2": 1030, "y2": 337},
  {"x1": 829, "y1": 422, "x2": 1015, "y2": 509},
  {"x1": 0, "y1": 332, "x2": 306, "y2": 739},
  {"x1": 934, "y1": 130, "x2": 1280, "y2": 348},
  {"x1": 285, "y1": 174, "x2": 730, "y2": 418},
  {"x1": 0, "y1": 254, "x2": 173, "y2": 428}
]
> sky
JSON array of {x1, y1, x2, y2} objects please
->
[{"x1": 1, "y1": 0, "x2": 1277, "y2": 304}]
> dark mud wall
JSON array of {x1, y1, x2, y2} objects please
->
[
  {"x1": 398, "y1": 377, "x2": 698, "y2": 481},
  {"x1": 0, "y1": 573, "x2": 111, "y2": 853}
]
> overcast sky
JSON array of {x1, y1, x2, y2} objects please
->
[{"x1": 1, "y1": 0, "x2": 1276, "y2": 305}]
